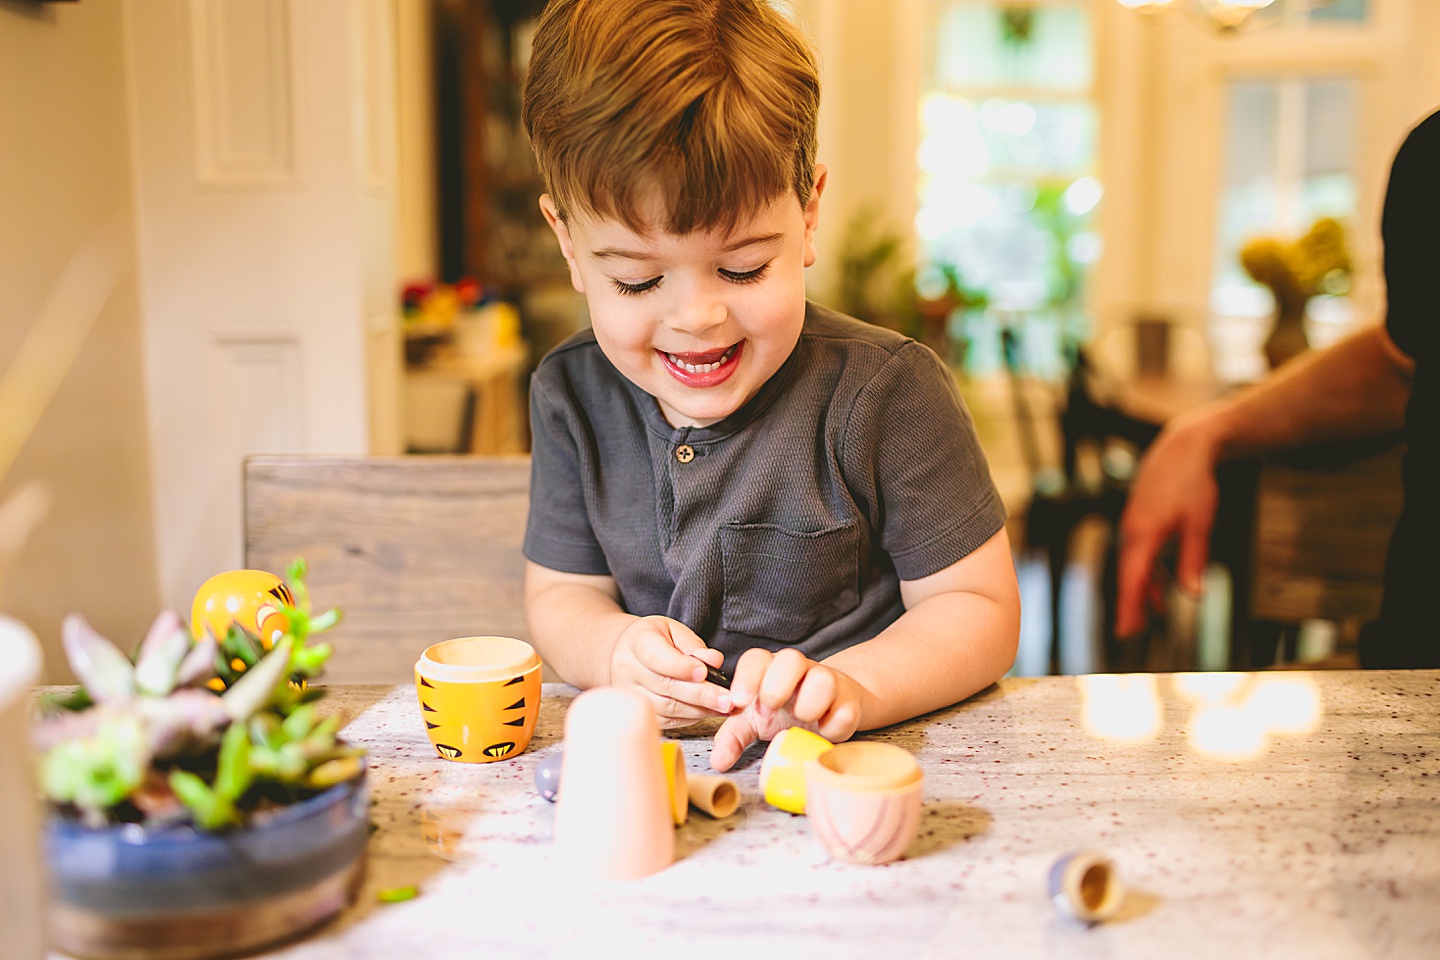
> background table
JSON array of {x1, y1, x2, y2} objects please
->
[{"x1": 261, "y1": 672, "x2": 1440, "y2": 959}]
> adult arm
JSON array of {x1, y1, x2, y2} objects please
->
[{"x1": 1114, "y1": 322, "x2": 1414, "y2": 636}]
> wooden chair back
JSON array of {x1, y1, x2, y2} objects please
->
[
  {"x1": 1249, "y1": 439, "x2": 1405, "y2": 626},
  {"x1": 244, "y1": 455, "x2": 531, "y2": 684}
]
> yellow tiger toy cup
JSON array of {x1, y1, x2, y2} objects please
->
[{"x1": 415, "y1": 636, "x2": 543, "y2": 763}]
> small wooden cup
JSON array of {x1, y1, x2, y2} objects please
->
[{"x1": 805, "y1": 742, "x2": 923, "y2": 865}]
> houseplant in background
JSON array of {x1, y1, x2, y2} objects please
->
[
  {"x1": 1240, "y1": 216, "x2": 1351, "y2": 369},
  {"x1": 34, "y1": 559, "x2": 367, "y2": 960}
]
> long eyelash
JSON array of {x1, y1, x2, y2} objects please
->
[
  {"x1": 611, "y1": 276, "x2": 662, "y2": 297},
  {"x1": 719, "y1": 263, "x2": 770, "y2": 284}
]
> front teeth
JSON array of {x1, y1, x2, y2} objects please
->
[{"x1": 667, "y1": 343, "x2": 737, "y2": 374}]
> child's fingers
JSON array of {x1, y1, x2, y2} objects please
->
[
  {"x1": 709, "y1": 712, "x2": 759, "y2": 772},
  {"x1": 645, "y1": 673, "x2": 732, "y2": 717},
  {"x1": 632, "y1": 623, "x2": 709, "y2": 682},
  {"x1": 791, "y1": 665, "x2": 838, "y2": 724},
  {"x1": 816, "y1": 698, "x2": 860, "y2": 743},
  {"x1": 643, "y1": 687, "x2": 726, "y2": 727},
  {"x1": 757, "y1": 648, "x2": 810, "y2": 711},
  {"x1": 727, "y1": 647, "x2": 774, "y2": 709}
]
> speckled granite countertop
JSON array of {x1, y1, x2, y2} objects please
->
[{"x1": 257, "y1": 671, "x2": 1440, "y2": 959}]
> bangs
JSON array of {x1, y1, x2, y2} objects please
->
[{"x1": 524, "y1": 0, "x2": 819, "y2": 236}]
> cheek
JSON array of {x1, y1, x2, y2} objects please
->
[{"x1": 589, "y1": 306, "x2": 656, "y2": 358}]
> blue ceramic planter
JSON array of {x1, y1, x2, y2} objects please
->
[{"x1": 45, "y1": 772, "x2": 369, "y2": 960}]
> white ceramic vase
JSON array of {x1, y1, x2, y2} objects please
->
[{"x1": 553, "y1": 688, "x2": 673, "y2": 881}]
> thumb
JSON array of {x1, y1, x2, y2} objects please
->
[{"x1": 710, "y1": 711, "x2": 759, "y2": 773}]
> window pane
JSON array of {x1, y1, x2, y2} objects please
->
[
  {"x1": 929, "y1": 1, "x2": 1091, "y2": 92},
  {"x1": 1305, "y1": 0, "x2": 1369, "y2": 23},
  {"x1": 1211, "y1": 77, "x2": 1357, "y2": 320},
  {"x1": 920, "y1": 2, "x2": 1098, "y2": 376}
]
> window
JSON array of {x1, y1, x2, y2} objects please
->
[
  {"x1": 918, "y1": 0, "x2": 1098, "y2": 377},
  {"x1": 1210, "y1": 75, "x2": 1359, "y2": 380}
]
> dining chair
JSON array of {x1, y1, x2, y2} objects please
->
[
  {"x1": 1237, "y1": 435, "x2": 1405, "y2": 668},
  {"x1": 244, "y1": 455, "x2": 532, "y2": 683}
]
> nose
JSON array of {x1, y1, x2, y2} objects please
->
[{"x1": 666, "y1": 283, "x2": 727, "y2": 337}]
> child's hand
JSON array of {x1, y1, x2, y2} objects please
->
[
  {"x1": 709, "y1": 648, "x2": 869, "y2": 772},
  {"x1": 609, "y1": 615, "x2": 732, "y2": 729}
]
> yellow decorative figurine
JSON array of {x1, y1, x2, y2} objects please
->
[{"x1": 191, "y1": 569, "x2": 295, "y2": 651}]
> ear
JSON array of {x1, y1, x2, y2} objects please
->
[
  {"x1": 801, "y1": 164, "x2": 827, "y2": 269},
  {"x1": 539, "y1": 194, "x2": 586, "y2": 294}
]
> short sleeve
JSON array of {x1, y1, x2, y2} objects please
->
[
  {"x1": 522, "y1": 362, "x2": 611, "y2": 575},
  {"x1": 1383, "y1": 110, "x2": 1440, "y2": 361},
  {"x1": 844, "y1": 341, "x2": 1007, "y2": 581}
]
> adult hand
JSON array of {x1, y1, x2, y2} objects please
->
[
  {"x1": 608, "y1": 615, "x2": 731, "y2": 729},
  {"x1": 1115, "y1": 411, "x2": 1225, "y2": 637},
  {"x1": 709, "y1": 647, "x2": 869, "y2": 772}
]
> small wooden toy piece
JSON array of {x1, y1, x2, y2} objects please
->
[
  {"x1": 1048, "y1": 850, "x2": 1125, "y2": 923},
  {"x1": 804, "y1": 741, "x2": 924, "y2": 865},
  {"x1": 534, "y1": 751, "x2": 563, "y2": 802},
  {"x1": 661, "y1": 740, "x2": 688, "y2": 826},
  {"x1": 414, "y1": 636, "x2": 543, "y2": 763},
  {"x1": 759, "y1": 726, "x2": 833, "y2": 814},
  {"x1": 190, "y1": 569, "x2": 293, "y2": 650},
  {"x1": 553, "y1": 688, "x2": 674, "y2": 881},
  {"x1": 686, "y1": 774, "x2": 740, "y2": 819}
]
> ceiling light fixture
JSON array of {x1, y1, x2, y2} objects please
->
[{"x1": 1112, "y1": 0, "x2": 1336, "y2": 33}]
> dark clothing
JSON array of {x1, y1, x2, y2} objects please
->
[
  {"x1": 524, "y1": 301, "x2": 1006, "y2": 673},
  {"x1": 1363, "y1": 108, "x2": 1440, "y2": 668}
]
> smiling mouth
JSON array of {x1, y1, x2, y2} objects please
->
[{"x1": 662, "y1": 342, "x2": 740, "y2": 374}]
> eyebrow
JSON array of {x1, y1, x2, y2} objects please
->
[{"x1": 588, "y1": 232, "x2": 786, "y2": 262}]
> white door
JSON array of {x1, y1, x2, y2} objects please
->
[{"x1": 124, "y1": 0, "x2": 399, "y2": 609}]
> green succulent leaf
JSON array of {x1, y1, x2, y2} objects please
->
[
  {"x1": 306, "y1": 609, "x2": 341, "y2": 634},
  {"x1": 213, "y1": 721, "x2": 254, "y2": 802},
  {"x1": 169, "y1": 769, "x2": 237, "y2": 830},
  {"x1": 222, "y1": 624, "x2": 263, "y2": 667},
  {"x1": 248, "y1": 743, "x2": 308, "y2": 781},
  {"x1": 304, "y1": 755, "x2": 363, "y2": 789},
  {"x1": 39, "y1": 686, "x2": 93, "y2": 713},
  {"x1": 291, "y1": 643, "x2": 332, "y2": 678},
  {"x1": 281, "y1": 704, "x2": 316, "y2": 741},
  {"x1": 221, "y1": 636, "x2": 295, "y2": 722},
  {"x1": 248, "y1": 712, "x2": 283, "y2": 749},
  {"x1": 41, "y1": 716, "x2": 149, "y2": 819}
]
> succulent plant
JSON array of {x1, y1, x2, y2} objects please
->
[{"x1": 36, "y1": 559, "x2": 358, "y2": 830}]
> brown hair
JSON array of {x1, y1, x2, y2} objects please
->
[{"x1": 522, "y1": 0, "x2": 820, "y2": 236}]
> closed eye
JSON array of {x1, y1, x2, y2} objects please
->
[
  {"x1": 611, "y1": 276, "x2": 662, "y2": 297},
  {"x1": 719, "y1": 263, "x2": 770, "y2": 284}
]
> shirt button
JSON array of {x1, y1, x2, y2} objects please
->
[{"x1": 674, "y1": 444, "x2": 695, "y2": 464}]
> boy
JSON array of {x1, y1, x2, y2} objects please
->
[{"x1": 520, "y1": 0, "x2": 1020, "y2": 772}]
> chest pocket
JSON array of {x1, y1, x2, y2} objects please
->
[{"x1": 719, "y1": 520, "x2": 861, "y2": 643}]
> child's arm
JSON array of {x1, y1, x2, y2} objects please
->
[
  {"x1": 710, "y1": 527, "x2": 1019, "y2": 770},
  {"x1": 524, "y1": 560, "x2": 732, "y2": 728}
]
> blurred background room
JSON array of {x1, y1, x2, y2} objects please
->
[{"x1": 3, "y1": 0, "x2": 1438, "y2": 682}]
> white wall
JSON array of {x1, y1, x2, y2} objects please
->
[
  {"x1": 0, "y1": 0, "x2": 160, "y2": 681},
  {"x1": 1, "y1": 0, "x2": 407, "y2": 677}
]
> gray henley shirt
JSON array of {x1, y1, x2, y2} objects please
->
[{"x1": 523, "y1": 300, "x2": 1006, "y2": 672}]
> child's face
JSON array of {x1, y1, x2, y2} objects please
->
[{"x1": 540, "y1": 168, "x2": 825, "y2": 428}]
